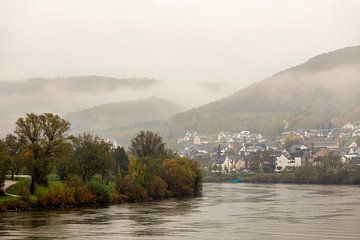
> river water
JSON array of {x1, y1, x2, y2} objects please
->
[{"x1": 1, "y1": 183, "x2": 360, "y2": 239}]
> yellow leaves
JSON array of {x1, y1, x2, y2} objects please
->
[
  {"x1": 22, "y1": 149, "x2": 33, "y2": 158},
  {"x1": 128, "y1": 157, "x2": 146, "y2": 186}
]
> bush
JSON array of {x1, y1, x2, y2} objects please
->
[
  {"x1": 88, "y1": 181, "x2": 111, "y2": 204},
  {"x1": 162, "y1": 158, "x2": 202, "y2": 197},
  {"x1": 146, "y1": 176, "x2": 171, "y2": 198},
  {"x1": 36, "y1": 182, "x2": 76, "y2": 208},
  {"x1": 19, "y1": 186, "x2": 31, "y2": 203},
  {"x1": 121, "y1": 176, "x2": 148, "y2": 201},
  {"x1": 4, "y1": 198, "x2": 30, "y2": 211},
  {"x1": 111, "y1": 192, "x2": 128, "y2": 203},
  {"x1": 65, "y1": 176, "x2": 96, "y2": 205}
]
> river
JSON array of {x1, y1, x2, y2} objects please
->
[{"x1": 1, "y1": 183, "x2": 360, "y2": 239}]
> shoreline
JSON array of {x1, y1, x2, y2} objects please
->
[{"x1": 0, "y1": 193, "x2": 201, "y2": 214}]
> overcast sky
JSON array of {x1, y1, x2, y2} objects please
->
[{"x1": 1, "y1": 0, "x2": 360, "y2": 86}]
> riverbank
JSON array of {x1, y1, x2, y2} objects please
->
[
  {"x1": 203, "y1": 164, "x2": 360, "y2": 185},
  {"x1": 202, "y1": 171, "x2": 252, "y2": 183},
  {"x1": 0, "y1": 175, "x2": 202, "y2": 213}
]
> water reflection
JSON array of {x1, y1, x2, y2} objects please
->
[{"x1": 1, "y1": 183, "x2": 360, "y2": 239}]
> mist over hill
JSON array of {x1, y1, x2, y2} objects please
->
[
  {"x1": 66, "y1": 97, "x2": 185, "y2": 133},
  {"x1": 0, "y1": 76, "x2": 157, "y2": 95},
  {"x1": 0, "y1": 76, "x2": 158, "y2": 135},
  {"x1": 161, "y1": 46, "x2": 360, "y2": 137}
]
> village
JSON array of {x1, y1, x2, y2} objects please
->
[{"x1": 176, "y1": 121, "x2": 360, "y2": 173}]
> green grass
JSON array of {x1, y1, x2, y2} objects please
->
[
  {"x1": 0, "y1": 194, "x2": 15, "y2": 204},
  {"x1": 6, "y1": 178, "x2": 31, "y2": 195}
]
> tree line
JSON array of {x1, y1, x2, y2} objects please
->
[
  {"x1": 245, "y1": 158, "x2": 360, "y2": 184},
  {"x1": 0, "y1": 113, "x2": 201, "y2": 210}
]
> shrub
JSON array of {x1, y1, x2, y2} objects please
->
[
  {"x1": 162, "y1": 158, "x2": 202, "y2": 197},
  {"x1": 121, "y1": 176, "x2": 148, "y2": 201},
  {"x1": 19, "y1": 186, "x2": 31, "y2": 203},
  {"x1": 146, "y1": 176, "x2": 171, "y2": 198},
  {"x1": 4, "y1": 198, "x2": 30, "y2": 211},
  {"x1": 36, "y1": 182, "x2": 76, "y2": 208},
  {"x1": 65, "y1": 176, "x2": 96, "y2": 205},
  {"x1": 88, "y1": 181, "x2": 111, "y2": 204},
  {"x1": 111, "y1": 192, "x2": 128, "y2": 203}
]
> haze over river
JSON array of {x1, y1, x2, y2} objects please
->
[{"x1": 1, "y1": 183, "x2": 360, "y2": 239}]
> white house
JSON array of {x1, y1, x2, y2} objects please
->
[
  {"x1": 349, "y1": 141, "x2": 358, "y2": 149},
  {"x1": 222, "y1": 156, "x2": 246, "y2": 172},
  {"x1": 193, "y1": 135, "x2": 201, "y2": 145},
  {"x1": 352, "y1": 129, "x2": 360, "y2": 138},
  {"x1": 222, "y1": 156, "x2": 236, "y2": 172},
  {"x1": 275, "y1": 154, "x2": 302, "y2": 172},
  {"x1": 217, "y1": 131, "x2": 226, "y2": 142},
  {"x1": 342, "y1": 122, "x2": 355, "y2": 130}
]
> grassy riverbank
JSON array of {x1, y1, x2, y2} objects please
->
[
  {"x1": 203, "y1": 163, "x2": 360, "y2": 185},
  {"x1": 0, "y1": 122, "x2": 202, "y2": 213},
  {"x1": 0, "y1": 160, "x2": 202, "y2": 213},
  {"x1": 202, "y1": 171, "x2": 253, "y2": 183}
]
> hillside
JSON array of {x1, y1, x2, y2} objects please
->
[
  {"x1": 66, "y1": 97, "x2": 185, "y2": 133},
  {"x1": 0, "y1": 75, "x2": 158, "y2": 135},
  {"x1": 161, "y1": 46, "x2": 360, "y2": 137}
]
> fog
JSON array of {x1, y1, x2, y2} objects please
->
[{"x1": 1, "y1": 0, "x2": 360, "y2": 134}]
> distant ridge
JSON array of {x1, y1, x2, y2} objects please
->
[
  {"x1": 66, "y1": 97, "x2": 185, "y2": 132},
  {"x1": 161, "y1": 45, "x2": 360, "y2": 137},
  {"x1": 0, "y1": 75, "x2": 158, "y2": 95}
]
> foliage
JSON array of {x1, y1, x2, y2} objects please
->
[
  {"x1": 120, "y1": 175, "x2": 148, "y2": 201},
  {"x1": 0, "y1": 141, "x2": 8, "y2": 195},
  {"x1": 36, "y1": 182, "x2": 76, "y2": 208},
  {"x1": 113, "y1": 147, "x2": 129, "y2": 175},
  {"x1": 162, "y1": 157, "x2": 202, "y2": 196},
  {"x1": 14, "y1": 113, "x2": 70, "y2": 194},
  {"x1": 245, "y1": 160, "x2": 360, "y2": 184},
  {"x1": 146, "y1": 175, "x2": 170, "y2": 198},
  {"x1": 6, "y1": 178, "x2": 30, "y2": 196},
  {"x1": 65, "y1": 176, "x2": 96, "y2": 204},
  {"x1": 129, "y1": 130, "x2": 166, "y2": 158},
  {"x1": 284, "y1": 134, "x2": 304, "y2": 150},
  {"x1": 2, "y1": 198, "x2": 30, "y2": 211},
  {"x1": 87, "y1": 180, "x2": 111, "y2": 204},
  {"x1": 1, "y1": 125, "x2": 203, "y2": 212},
  {"x1": 71, "y1": 134, "x2": 114, "y2": 182},
  {"x1": 3, "y1": 134, "x2": 24, "y2": 179}
]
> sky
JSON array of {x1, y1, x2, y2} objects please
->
[{"x1": 0, "y1": 0, "x2": 360, "y2": 113}]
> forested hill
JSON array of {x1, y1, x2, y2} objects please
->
[
  {"x1": 66, "y1": 97, "x2": 185, "y2": 132},
  {"x1": 161, "y1": 46, "x2": 360, "y2": 137},
  {"x1": 0, "y1": 75, "x2": 158, "y2": 135}
]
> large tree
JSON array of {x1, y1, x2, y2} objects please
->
[
  {"x1": 72, "y1": 134, "x2": 114, "y2": 182},
  {"x1": 15, "y1": 113, "x2": 70, "y2": 194},
  {"x1": 129, "y1": 131, "x2": 166, "y2": 159},
  {"x1": 0, "y1": 140, "x2": 9, "y2": 195},
  {"x1": 113, "y1": 146, "x2": 129, "y2": 175},
  {"x1": 4, "y1": 134, "x2": 23, "y2": 179}
]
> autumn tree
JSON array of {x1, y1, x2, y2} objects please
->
[
  {"x1": 15, "y1": 113, "x2": 70, "y2": 194},
  {"x1": 129, "y1": 131, "x2": 166, "y2": 159},
  {"x1": 284, "y1": 134, "x2": 304, "y2": 150},
  {"x1": 113, "y1": 146, "x2": 129, "y2": 175},
  {"x1": 162, "y1": 157, "x2": 202, "y2": 196},
  {"x1": 0, "y1": 140, "x2": 9, "y2": 195},
  {"x1": 4, "y1": 134, "x2": 24, "y2": 179},
  {"x1": 72, "y1": 134, "x2": 114, "y2": 182}
]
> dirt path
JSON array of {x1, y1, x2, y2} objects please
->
[{"x1": 3, "y1": 180, "x2": 20, "y2": 197}]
